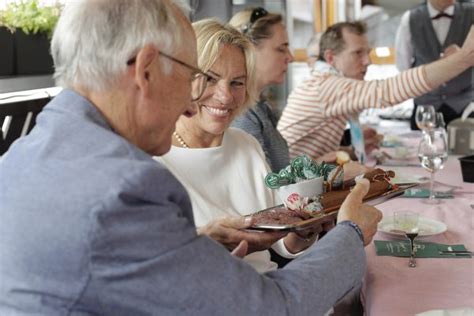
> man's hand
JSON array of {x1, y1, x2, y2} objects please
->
[
  {"x1": 460, "y1": 25, "x2": 474, "y2": 67},
  {"x1": 231, "y1": 240, "x2": 248, "y2": 258},
  {"x1": 363, "y1": 126, "x2": 383, "y2": 154},
  {"x1": 337, "y1": 178, "x2": 383, "y2": 246},
  {"x1": 442, "y1": 44, "x2": 460, "y2": 58},
  {"x1": 197, "y1": 216, "x2": 288, "y2": 254}
]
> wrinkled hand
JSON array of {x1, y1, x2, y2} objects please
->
[
  {"x1": 231, "y1": 240, "x2": 248, "y2": 258},
  {"x1": 197, "y1": 216, "x2": 288, "y2": 254},
  {"x1": 284, "y1": 214, "x2": 339, "y2": 254},
  {"x1": 337, "y1": 178, "x2": 383, "y2": 246},
  {"x1": 442, "y1": 44, "x2": 460, "y2": 58}
]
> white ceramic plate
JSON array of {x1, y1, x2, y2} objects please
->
[{"x1": 378, "y1": 215, "x2": 447, "y2": 237}]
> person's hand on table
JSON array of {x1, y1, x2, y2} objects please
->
[
  {"x1": 363, "y1": 126, "x2": 383, "y2": 154},
  {"x1": 337, "y1": 178, "x2": 383, "y2": 246},
  {"x1": 197, "y1": 216, "x2": 288, "y2": 255}
]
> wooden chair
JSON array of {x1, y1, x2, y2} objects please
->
[{"x1": 0, "y1": 97, "x2": 50, "y2": 155}]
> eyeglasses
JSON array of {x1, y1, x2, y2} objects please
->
[
  {"x1": 242, "y1": 7, "x2": 268, "y2": 34},
  {"x1": 127, "y1": 51, "x2": 211, "y2": 101}
]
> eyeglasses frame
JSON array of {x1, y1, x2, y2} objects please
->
[{"x1": 126, "y1": 51, "x2": 212, "y2": 101}]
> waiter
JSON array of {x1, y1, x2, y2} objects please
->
[{"x1": 395, "y1": 0, "x2": 474, "y2": 129}]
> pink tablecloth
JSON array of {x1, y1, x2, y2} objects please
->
[{"x1": 362, "y1": 156, "x2": 474, "y2": 316}]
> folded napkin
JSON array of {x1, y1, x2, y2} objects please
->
[
  {"x1": 403, "y1": 188, "x2": 454, "y2": 199},
  {"x1": 374, "y1": 240, "x2": 471, "y2": 258}
]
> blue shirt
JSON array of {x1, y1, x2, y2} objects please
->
[{"x1": 0, "y1": 89, "x2": 366, "y2": 315}]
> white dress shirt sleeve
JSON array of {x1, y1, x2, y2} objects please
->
[{"x1": 395, "y1": 10, "x2": 413, "y2": 71}]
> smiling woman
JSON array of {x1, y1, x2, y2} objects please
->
[
  {"x1": 173, "y1": 18, "x2": 257, "y2": 148},
  {"x1": 155, "y1": 18, "x2": 321, "y2": 273}
]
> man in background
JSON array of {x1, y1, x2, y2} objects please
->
[
  {"x1": 307, "y1": 26, "x2": 380, "y2": 162},
  {"x1": 395, "y1": 0, "x2": 474, "y2": 129},
  {"x1": 278, "y1": 21, "x2": 474, "y2": 160}
]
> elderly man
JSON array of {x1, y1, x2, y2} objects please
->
[
  {"x1": 278, "y1": 21, "x2": 474, "y2": 160},
  {"x1": 0, "y1": 1, "x2": 382, "y2": 315},
  {"x1": 395, "y1": 0, "x2": 474, "y2": 129}
]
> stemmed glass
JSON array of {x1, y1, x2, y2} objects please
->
[
  {"x1": 394, "y1": 211, "x2": 419, "y2": 268},
  {"x1": 415, "y1": 105, "x2": 436, "y2": 132},
  {"x1": 436, "y1": 112, "x2": 446, "y2": 129},
  {"x1": 417, "y1": 129, "x2": 448, "y2": 204}
]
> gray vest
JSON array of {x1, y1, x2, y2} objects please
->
[{"x1": 409, "y1": 2, "x2": 474, "y2": 113}]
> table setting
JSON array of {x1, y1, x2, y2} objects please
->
[{"x1": 361, "y1": 106, "x2": 474, "y2": 316}]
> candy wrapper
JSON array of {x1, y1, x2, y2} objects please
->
[
  {"x1": 284, "y1": 193, "x2": 324, "y2": 217},
  {"x1": 265, "y1": 155, "x2": 333, "y2": 189}
]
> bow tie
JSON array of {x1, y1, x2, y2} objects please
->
[{"x1": 432, "y1": 12, "x2": 454, "y2": 20}]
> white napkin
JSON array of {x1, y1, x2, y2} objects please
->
[{"x1": 416, "y1": 307, "x2": 474, "y2": 316}]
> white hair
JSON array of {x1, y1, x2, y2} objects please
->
[{"x1": 51, "y1": 0, "x2": 190, "y2": 92}]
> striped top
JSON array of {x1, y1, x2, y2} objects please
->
[{"x1": 277, "y1": 66, "x2": 432, "y2": 159}]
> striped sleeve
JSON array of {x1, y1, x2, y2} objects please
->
[{"x1": 320, "y1": 66, "x2": 432, "y2": 117}]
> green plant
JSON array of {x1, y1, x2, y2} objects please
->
[{"x1": 0, "y1": 0, "x2": 62, "y2": 38}]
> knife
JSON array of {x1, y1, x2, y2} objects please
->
[{"x1": 439, "y1": 250, "x2": 473, "y2": 255}]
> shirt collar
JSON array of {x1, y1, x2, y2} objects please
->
[
  {"x1": 427, "y1": 2, "x2": 455, "y2": 18},
  {"x1": 312, "y1": 60, "x2": 342, "y2": 76}
]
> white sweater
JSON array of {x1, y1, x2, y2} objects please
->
[{"x1": 156, "y1": 128, "x2": 295, "y2": 273}]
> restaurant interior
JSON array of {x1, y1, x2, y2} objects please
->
[{"x1": 0, "y1": 0, "x2": 473, "y2": 315}]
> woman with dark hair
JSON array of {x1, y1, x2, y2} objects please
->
[{"x1": 229, "y1": 7, "x2": 294, "y2": 172}]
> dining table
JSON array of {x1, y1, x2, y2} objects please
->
[{"x1": 361, "y1": 134, "x2": 474, "y2": 316}]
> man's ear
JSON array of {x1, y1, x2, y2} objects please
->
[
  {"x1": 324, "y1": 49, "x2": 335, "y2": 66},
  {"x1": 134, "y1": 44, "x2": 158, "y2": 90}
]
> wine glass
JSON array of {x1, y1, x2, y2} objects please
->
[
  {"x1": 394, "y1": 211, "x2": 419, "y2": 268},
  {"x1": 417, "y1": 129, "x2": 448, "y2": 204},
  {"x1": 415, "y1": 105, "x2": 436, "y2": 132},
  {"x1": 436, "y1": 112, "x2": 446, "y2": 129}
]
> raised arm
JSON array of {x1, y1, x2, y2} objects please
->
[
  {"x1": 322, "y1": 26, "x2": 474, "y2": 117},
  {"x1": 423, "y1": 25, "x2": 474, "y2": 88}
]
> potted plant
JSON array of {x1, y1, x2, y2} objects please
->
[
  {"x1": 0, "y1": 0, "x2": 62, "y2": 75},
  {"x1": 0, "y1": 15, "x2": 15, "y2": 76}
]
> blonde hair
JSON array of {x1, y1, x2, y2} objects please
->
[
  {"x1": 229, "y1": 8, "x2": 282, "y2": 46},
  {"x1": 192, "y1": 18, "x2": 257, "y2": 111}
]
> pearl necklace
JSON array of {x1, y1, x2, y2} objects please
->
[{"x1": 173, "y1": 131, "x2": 189, "y2": 148}]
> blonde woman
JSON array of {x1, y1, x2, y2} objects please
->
[{"x1": 156, "y1": 19, "x2": 319, "y2": 273}]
